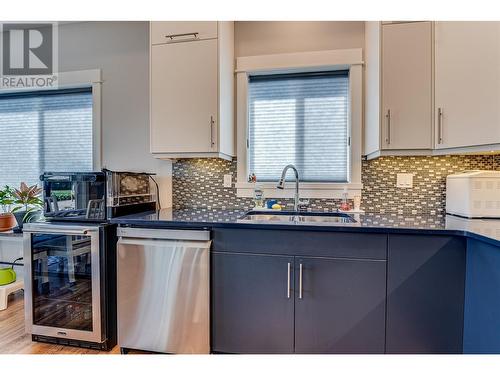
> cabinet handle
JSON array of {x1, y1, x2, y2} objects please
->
[
  {"x1": 165, "y1": 32, "x2": 199, "y2": 41},
  {"x1": 299, "y1": 263, "x2": 303, "y2": 299},
  {"x1": 438, "y1": 107, "x2": 443, "y2": 144},
  {"x1": 287, "y1": 262, "x2": 291, "y2": 299},
  {"x1": 385, "y1": 109, "x2": 391, "y2": 145},
  {"x1": 210, "y1": 116, "x2": 215, "y2": 148}
]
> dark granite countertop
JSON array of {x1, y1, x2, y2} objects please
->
[{"x1": 110, "y1": 207, "x2": 500, "y2": 247}]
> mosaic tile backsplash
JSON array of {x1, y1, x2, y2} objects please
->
[{"x1": 172, "y1": 155, "x2": 500, "y2": 215}]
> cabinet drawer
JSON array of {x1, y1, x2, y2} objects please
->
[
  {"x1": 151, "y1": 21, "x2": 218, "y2": 45},
  {"x1": 212, "y1": 229, "x2": 387, "y2": 260}
]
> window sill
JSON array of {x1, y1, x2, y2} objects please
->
[{"x1": 235, "y1": 182, "x2": 362, "y2": 199}]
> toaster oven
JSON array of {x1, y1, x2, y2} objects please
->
[{"x1": 105, "y1": 170, "x2": 157, "y2": 219}]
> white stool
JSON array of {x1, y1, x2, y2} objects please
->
[{"x1": 0, "y1": 277, "x2": 23, "y2": 311}]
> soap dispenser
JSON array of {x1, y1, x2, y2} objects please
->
[{"x1": 340, "y1": 187, "x2": 350, "y2": 211}]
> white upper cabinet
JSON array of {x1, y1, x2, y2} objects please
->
[
  {"x1": 150, "y1": 22, "x2": 235, "y2": 160},
  {"x1": 151, "y1": 21, "x2": 218, "y2": 45},
  {"x1": 366, "y1": 21, "x2": 500, "y2": 159},
  {"x1": 151, "y1": 39, "x2": 218, "y2": 154},
  {"x1": 381, "y1": 22, "x2": 433, "y2": 150},
  {"x1": 364, "y1": 21, "x2": 433, "y2": 159},
  {"x1": 435, "y1": 21, "x2": 500, "y2": 150}
]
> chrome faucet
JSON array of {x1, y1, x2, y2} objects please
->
[{"x1": 276, "y1": 164, "x2": 300, "y2": 211}]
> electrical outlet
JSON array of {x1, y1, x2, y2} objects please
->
[
  {"x1": 223, "y1": 174, "x2": 232, "y2": 188},
  {"x1": 396, "y1": 173, "x2": 413, "y2": 188}
]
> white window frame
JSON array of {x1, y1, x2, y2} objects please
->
[
  {"x1": 0, "y1": 69, "x2": 102, "y2": 170},
  {"x1": 235, "y1": 49, "x2": 363, "y2": 199}
]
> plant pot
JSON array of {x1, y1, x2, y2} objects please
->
[
  {"x1": 0, "y1": 213, "x2": 17, "y2": 232},
  {"x1": 13, "y1": 210, "x2": 42, "y2": 231}
]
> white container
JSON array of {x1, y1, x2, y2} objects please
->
[{"x1": 446, "y1": 170, "x2": 500, "y2": 218}]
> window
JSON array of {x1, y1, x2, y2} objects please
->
[
  {"x1": 0, "y1": 88, "x2": 93, "y2": 188},
  {"x1": 236, "y1": 49, "x2": 362, "y2": 199},
  {"x1": 248, "y1": 70, "x2": 349, "y2": 182}
]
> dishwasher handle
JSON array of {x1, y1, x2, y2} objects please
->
[{"x1": 117, "y1": 227, "x2": 210, "y2": 241}]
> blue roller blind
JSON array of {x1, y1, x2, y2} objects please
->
[
  {"x1": 248, "y1": 70, "x2": 349, "y2": 182},
  {"x1": 0, "y1": 88, "x2": 93, "y2": 188}
]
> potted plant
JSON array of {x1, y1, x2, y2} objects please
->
[
  {"x1": 0, "y1": 186, "x2": 17, "y2": 232},
  {"x1": 12, "y1": 182, "x2": 43, "y2": 230}
]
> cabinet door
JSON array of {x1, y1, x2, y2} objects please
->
[
  {"x1": 382, "y1": 22, "x2": 432, "y2": 150},
  {"x1": 211, "y1": 252, "x2": 294, "y2": 353},
  {"x1": 151, "y1": 21, "x2": 217, "y2": 45},
  {"x1": 435, "y1": 21, "x2": 500, "y2": 149},
  {"x1": 386, "y1": 235, "x2": 466, "y2": 353},
  {"x1": 463, "y1": 238, "x2": 500, "y2": 353},
  {"x1": 151, "y1": 39, "x2": 218, "y2": 154},
  {"x1": 294, "y1": 256, "x2": 387, "y2": 353}
]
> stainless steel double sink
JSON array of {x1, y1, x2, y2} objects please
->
[{"x1": 238, "y1": 211, "x2": 357, "y2": 225}]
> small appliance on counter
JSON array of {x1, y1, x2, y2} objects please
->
[
  {"x1": 104, "y1": 169, "x2": 158, "y2": 219},
  {"x1": 41, "y1": 170, "x2": 158, "y2": 222},
  {"x1": 446, "y1": 170, "x2": 500, "y2": 218}
]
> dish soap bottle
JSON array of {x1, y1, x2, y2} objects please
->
[
  {"x1": 340, "y1": 187, "x2": 350, "y2": 211},
  {"x1": 249, "y1": 173, "x2": 265, "y2": 209},
  {"x1": 254, "y1": 184, "x2": 265, "y2": 208}
]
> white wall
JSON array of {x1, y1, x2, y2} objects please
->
[
  {"x1": 0, "y1": 237, "x2": 23, "y2": 275},
  {"x1": 235, "y1": 21, "x2": 365, "y2": 57},
  {"x1": 58, "y1": 21, "x2": 172, "y2": 207}
]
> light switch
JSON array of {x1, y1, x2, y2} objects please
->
[
  {"x1": 223, "y1": 174, "x2": 232, "y2": 188},
  {"x1": 396, "y1": 173, "x2": 413, "y2": 188}
]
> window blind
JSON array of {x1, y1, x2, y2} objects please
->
[
  {"x1": 248, "y1": 70, "x2": 349, "y2": 182},
  {"x1": 0, "y1": 88, "x2": 93, "y2": 188}
]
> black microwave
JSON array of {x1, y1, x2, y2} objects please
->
[{"x1": 41, "y1": 171, "x2": 157, "y2": 222}]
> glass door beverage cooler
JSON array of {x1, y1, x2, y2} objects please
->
[{"x1": 23, "y1": 222, "x2": 117, "y2": 350}]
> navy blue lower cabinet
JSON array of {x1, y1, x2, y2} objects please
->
[
  {"x1": 386, "y1": 235, "x2": 466, "y2": 354},
  {"x1": 463, "y1": 238, "x2": 500, "y2": 354},
  {"x1": 211, "y1": 252, "x2": 295, "y2": 353},
  {"x1": 294, "y1": 256, "x2": 387, "y2": 354}
]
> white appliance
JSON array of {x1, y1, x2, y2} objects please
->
[{"x1": 446, "y1": 170, "x2": 500, "y2": 218}]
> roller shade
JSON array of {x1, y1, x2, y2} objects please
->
[
  {"x1": 0, "y1": 88, "x2": 93, "y2": 188},
  {"x1": 248, "y1": 70, "x2": 349, "y2": 182}
]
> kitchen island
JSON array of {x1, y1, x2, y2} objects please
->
[{"x1": 111, "y1": 209, "x2": 500, "y2": 354}]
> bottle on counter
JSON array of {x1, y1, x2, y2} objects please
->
[
  {"x1": 249, "y1": 173, "x2": 265, "y2": 208},
  {"x1": 254, "y1": 184, "x2": 265, "y2": 208},
  {"x1": 340, "y1": 187, "x2": 350, "y2": 211}
]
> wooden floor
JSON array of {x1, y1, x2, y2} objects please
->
[{"x1": 0, "y1": 290, "x2": 119, "y2": 354}]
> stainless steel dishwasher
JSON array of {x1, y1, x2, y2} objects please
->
[{"x1": 116, "y1": 227, "x2": 211, "y2": 354}]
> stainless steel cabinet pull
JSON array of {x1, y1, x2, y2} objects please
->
[
  {"x1": 438, "y1": 107, "x2": 443, "y2": 144},
  {"x1": 385, "y1": 109, "x2": 391, "y2": 145},
  {"x1": 23, "y1": 225, "x2": 97, "y2": 235},
  {"x1": 210, "y1": 116, "x2": 215, "y2": 148},
  {"x1": 165, "y1": 32, "x2": 199, "y2": 40},
  {"x1": 287, "y1": 262, "x2": 291, "y2": 299},
  {"x1": 299, "y1": 263, "x2": 303, "y2": 299}
]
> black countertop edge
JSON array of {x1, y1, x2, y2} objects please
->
[{"x1": 109, "y1": 210, "x2": 500, "y2": 248}]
